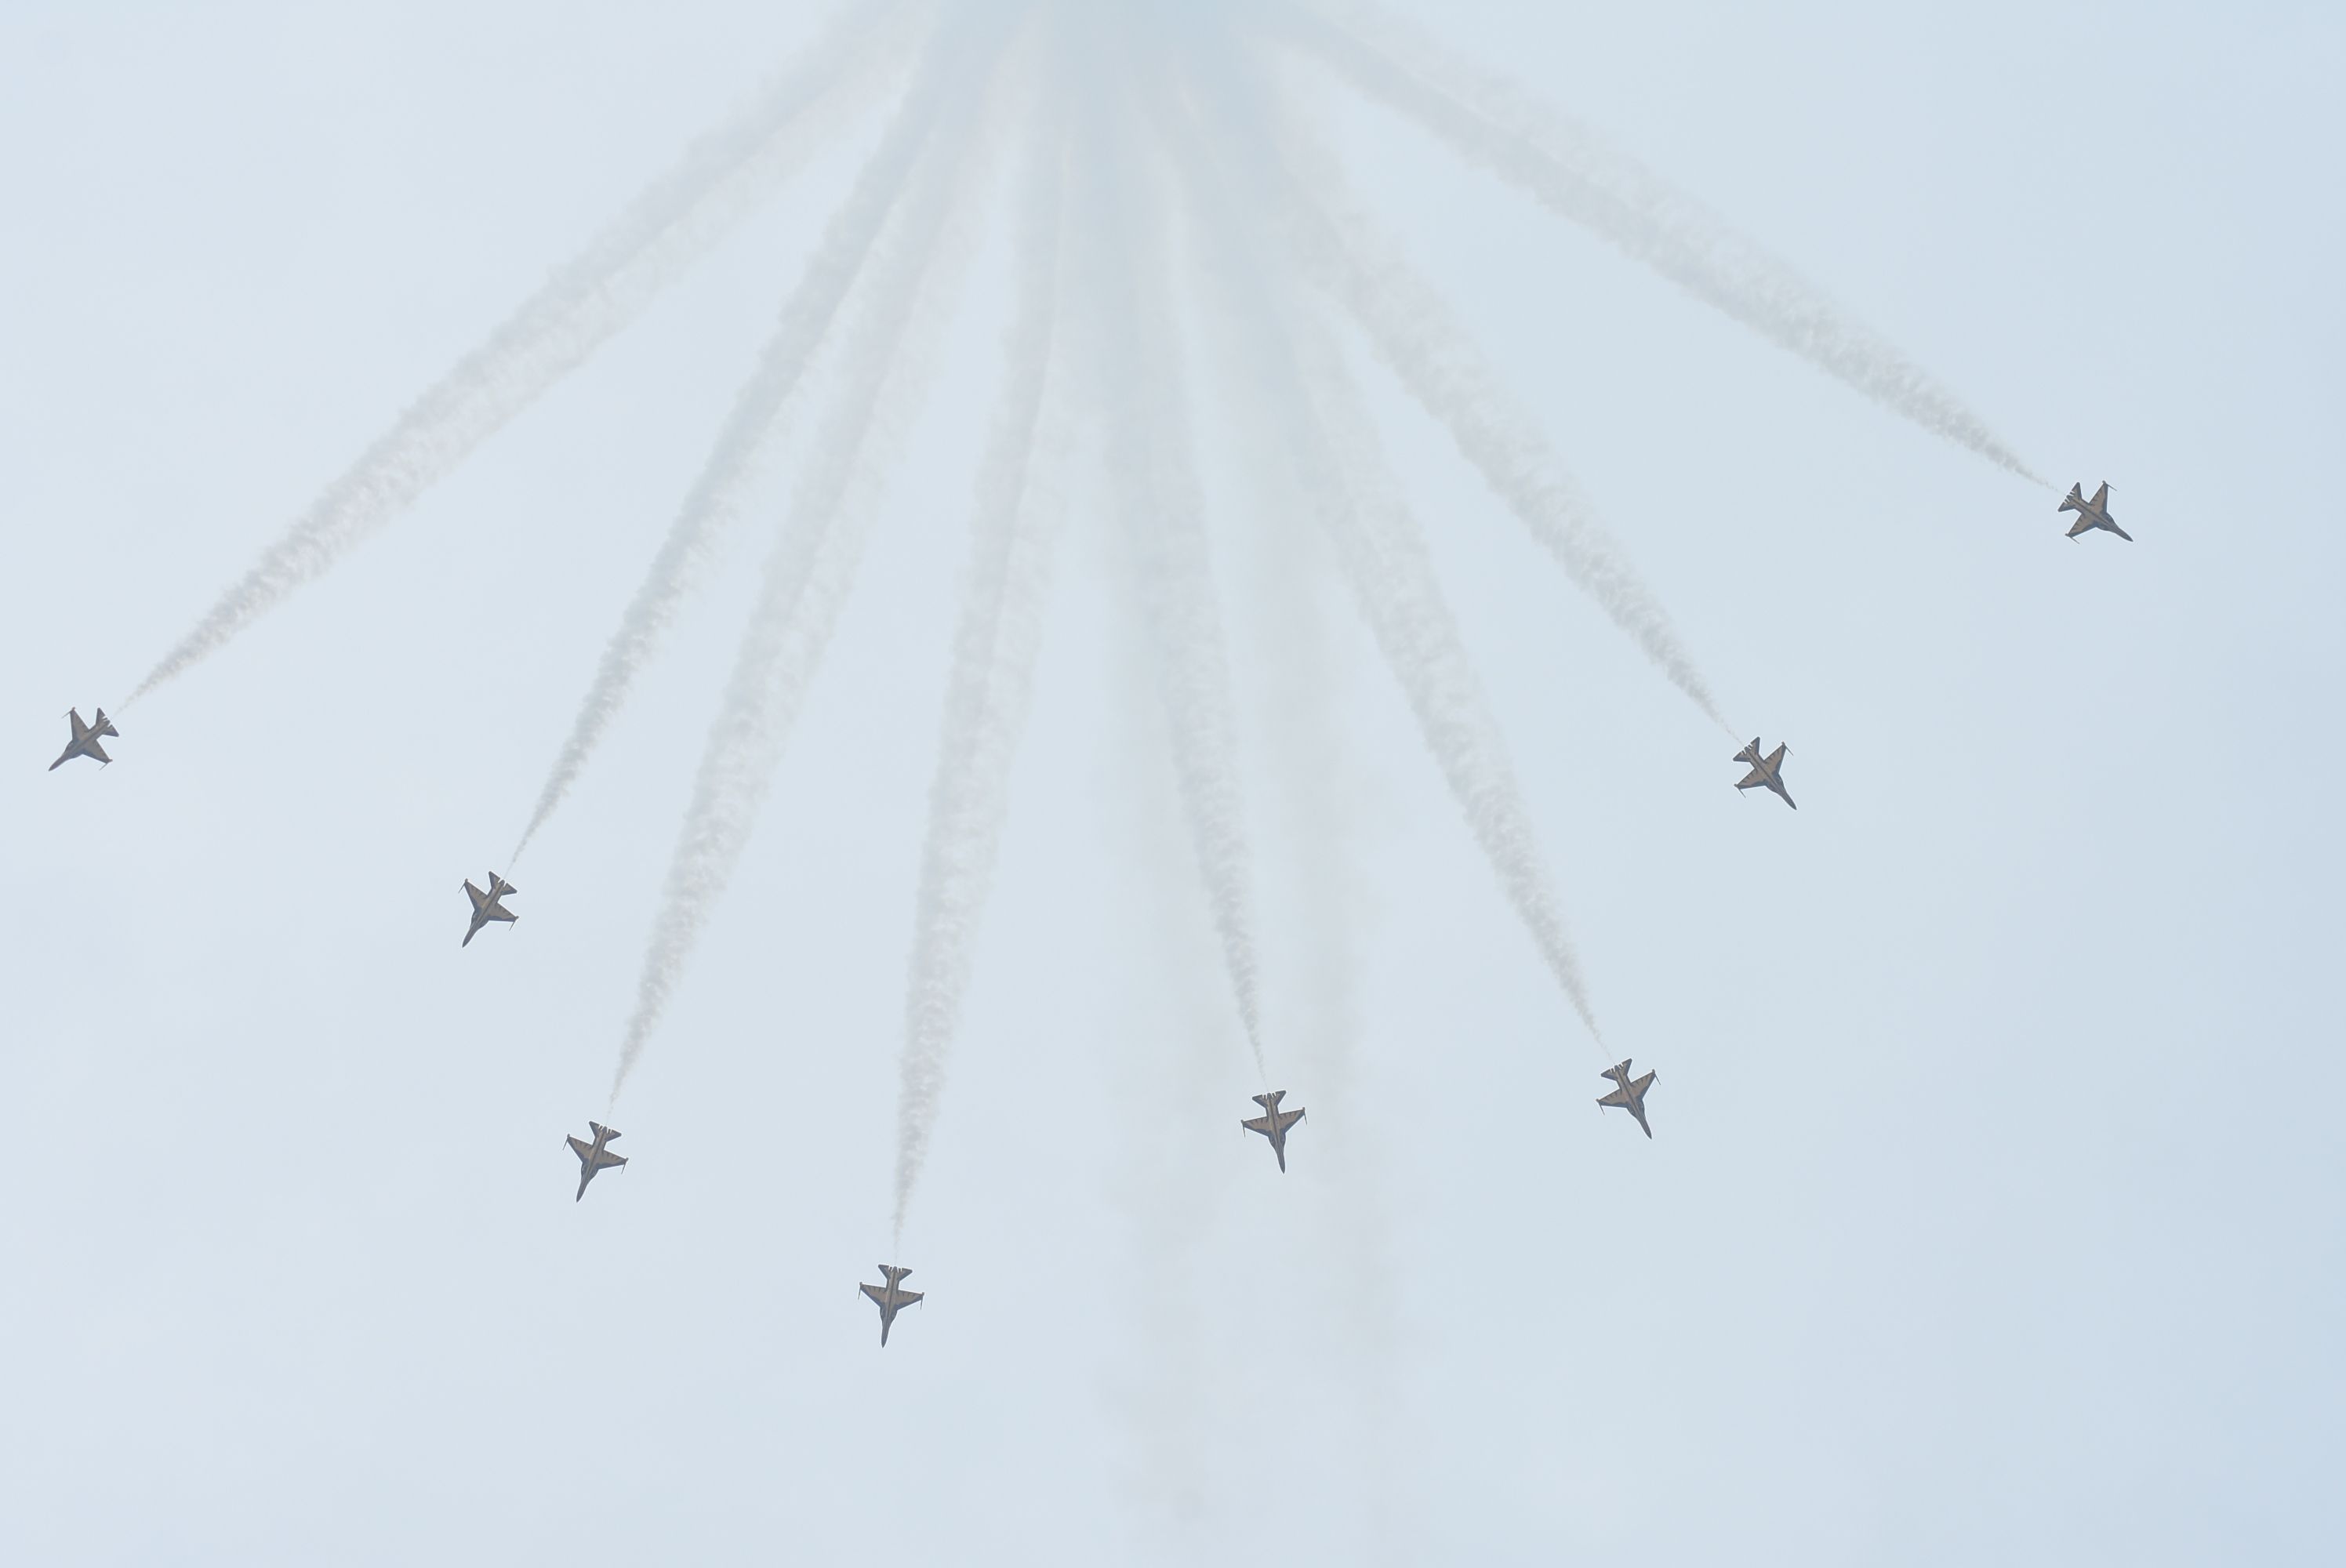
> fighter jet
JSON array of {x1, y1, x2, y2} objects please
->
[
  {"x1": 565, "y1": 1121, "x2": 626, "y2": 1201},
  {"x1": 859, "y1": 1265, "x2": 924, "y2": 1346},
  {"x1": 461, "y1": 873, "x2": 518, "y2": 947},
  {"x1": 2057, "y1": 481, "x2": 2132, "y2": 542},
  {"x1": 1596, "y1": 1059, "x2": 1658, "y2": 1138},
  {"x1": 1241, "y1": 1090, "x2": 1306, "y2": 1172},
  {"x1": 49, "y1": 708, "x2": 118, "y2": 771},
  {"x1": 1732, "y1": 739, "x2": 1796, "y2": 810}
]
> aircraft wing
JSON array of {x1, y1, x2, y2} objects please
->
[
  {"x1": 2090, "y1": 482, "x2": 2109, "y2": 510},
  {"x1": 896, "y1": 1289, "x2": 924, "y2": 1308},
  {"x1": 1596, "y1": 1087, "x2": 1633, "y2": 1109},
  {"x1": 592, "y1": 1149, "x2": 627, "y2": 1172},
  {"x1": 859, "y1": 1282, "x2": 888, "y2": 1306},
  {"x1": 68, "y1": 711, "x2": 89, "y2": 742},
  {"x1": 1734, "y1": 765, "x2": 1767, "y2": 789},
  {"x1": 1275, "y1": 1109, "x2": 1305, "y2": 1133},
  {"x1": 1764, "y1": 745, "x2": 1787, "y2": 769},
  {"x1": 464, "y1": 880, "x2": 488, "y2": 911},
  {"x1": 1241, "y1": 1113, "x2": 1276, "y2": 1135},
  {"x1": 567, "y1": 1135, "x2": 595, "y2": 1161},
  {"x1": 85, "y1": 739, "x2": 111, "y2": 765}
]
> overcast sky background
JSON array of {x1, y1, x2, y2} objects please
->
[{"x1": 2, "y1": 2, "x2": 2341, "y2": 1563}]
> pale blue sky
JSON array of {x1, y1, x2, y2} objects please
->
[{"x1": 2, "y1": 3, "x2": 2339, "y2": 1563}]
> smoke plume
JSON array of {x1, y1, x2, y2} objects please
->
[
  {"x1": 1273, "y1": 125, "x2": 1733, "y2": 731},
  {"x1": 130, "y1": 0, "x2": 924, "y2": 702},
  {"x1": 892, "y1": 115, "x2": 1068, "y2": 1241},
  {"x1": 1271, "y1": 0, "x2": 2043, "y2": 484},
  {"x1": 1167, "y1": 43, "x2": 1605, "y2": 1043},
  {"x1": 611, "y1": 29, "x2": 1013, "y2": 1098},
  {"x1": 514, "y1": 19, "x2": 982, "y2": 862},
  {"x1": 1073, "y1": 70, "x2": 1270, "y2": 1080}
]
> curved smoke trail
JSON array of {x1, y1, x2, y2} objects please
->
[
  {"x1": 1269, "y1": 0, "x2": 2043, "y2": 485},
  {"x1": 513, "y1": 21, "x2": 974, "y2": 864},
  {"x1": 611, "y1": 17, "x2": 1020, "y2": 1101},
  {"x1": 1287, "y1": 325, "x2": 1603, "y2": 1042},
  {"x1": 1168, "y1": 38, "x2": 1605, "y2": 1045},
  {"x1": 892, "y1": 115, "x2": 1068, "y2": 1244},
  {"x1": 1273, "y1": 124, "x2": 1733, "y2": 733},
  {"x1": 1073, "y1": 49, "x2": 1269, "y2": 1080},
  {"x1": 129, "y1": 0, "x2": 925, "y2": 705}
]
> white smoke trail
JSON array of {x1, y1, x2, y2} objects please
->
[
  {"x1": 128, "y1": 0, "x2": 928, "y2": 704},
  {"x1": 611, "y1": 25, "x2": 1019, "y2": 1100},
  {"x1": 891, "y1": 116, "x2": 1069, "y2": 1243},
  {"x1": 1269, "y1": 0, "x2": 2044, "y2": 485},
  {"x1": 1072, "y1": 61, "x2": 1269, "y2": 1080},
  {"x1": 1291, "y1": 329, "x2": 1603, "y2": 1041},
  {"x1": 513, "y1": 20, "x2": 979, "y2": 864},
  {"x1": 1164, "y1": 46, "x2": 1604, "y2": 1044},
  {"x1": 1213, "y1": 317, "x2": 1414, "y2": 1559},
  {"x1": 1146, "y1": 37, "x2": 1418, "y2": 1546},
  {"x1": 1269, "y1": 125, "x2": 1734, "y2": 733}
]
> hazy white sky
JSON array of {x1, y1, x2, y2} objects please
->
[{"x1": 2, "y1": 2, "x2": 2340, "y2": 1563}]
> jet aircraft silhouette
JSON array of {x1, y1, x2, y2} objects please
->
[
  {"x1": 1596, "y1": 1059, "x2": 1658, "y2": 1138},
  {"x1": 2058, "y1": 481, "x2": 2131, "y2": 541},
  {"x1": 1242, "y1": 1090, "x2": 1306, "y2": 1172},
  {"x1": 566, "y1": 1122, "x2": 627, "y2": 1201},
  {"x1": 50, "y1": 708, "x2": 118, "y2": 771},
  {"x1": 860, "y1": 1265, "x2": 924, "y2": 1346}
]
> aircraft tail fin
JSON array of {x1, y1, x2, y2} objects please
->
[
  {"x1": 2059, "y1": 483, "x2": 2083, "y2": 513},
  {"x1": 93, "y1": 709, "x2": 117, "y2": 738}
]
